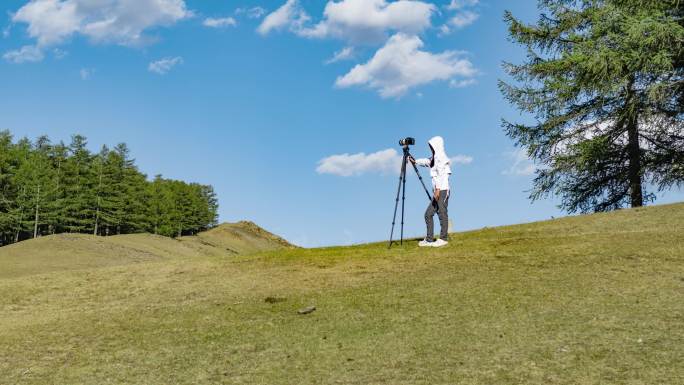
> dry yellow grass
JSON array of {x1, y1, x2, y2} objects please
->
[
  {"x1": 0, "y1": 222, "x2": 293, "y2": 279},
  {"x1": 179, "y1": 221, "x2": 294, "y2": 256}
]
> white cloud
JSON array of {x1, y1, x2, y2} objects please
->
[
  {"x1": 440, "y1": 0, "x2": 479, "y2": 35},
  {"x1": 449, "y1": 10, "x2": 478, "y2": 28},
  {"x1": 258, "y1": 1, "x2": 481, "y2": 99},
  {"x1": 235, "y1": 6, "x2": 266, "y2": 19},
  {"x1": 53, "y1": 47, "x2": 68, "y2": 59},
  {"x1": 335, "y1": 33, "x2": 476, "y2": 98},
  {"x1": 257, "y1": 0, "x2": 309, "y2": 35},
  {"x1": 446, "y1": 0, "x2": 479, "y2": 10},
  {"x1": 503, "y1": 149, "x2": 536, "y2": 176},
  {"x1": 13, "y1": 0, "x2": 80, "y2": 46},
  {"x1": 2, "y1": 26, "x2": 10, "y2": 38},
  {"x1": 325, "y1": 46, "x2": 354, "y2": 64},
  {"x1": 438, "y1": 24, "x2": 451, "y2": 36},
  {"x1": 451, "y1": 154, "x2": 473, "y2": 165},
  {"x1": 317, "y1": 148, "x2": 473, "y2": 177},
  {"x1": 80, "y1": 67, "x2": 94, "y2": 80},
  {"x1": 259, "y1": 0, "x2": 436, "y2": 43},
  {"x1": 3, "y1": 45, "x2": 44, "y2": 63},
  {"x1": 450, "y1": 78, "x2": 477, "y2": 88},
  {"x1": 148, "y1": 56, "x2": 183, "y2": 75},
  {"x1": 11, "y1": 0, "x2": 191, "y2": 49},
  {"x1": 298, "y1": 0, "x2": 436, "y2": 44},
  {"x1": 316, "y1": 148, "x2": 402, "y2": 177},
  {"x1": 203, "y1": 17, "x2": 237, "y2": 28}
]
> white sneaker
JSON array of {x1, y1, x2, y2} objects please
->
[
  {"x1": 418, "y1": 239, "x2": 434, "y2": 247},
  {"x1": 431, "y1": 239, "x2": 448, "y2": 248}
]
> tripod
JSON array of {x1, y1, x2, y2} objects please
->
[{"x1": 388, "y1": 145, "x2": 434, "y2": 248}]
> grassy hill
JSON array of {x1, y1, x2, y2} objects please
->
[
  {"x1": 180, "y1": 221, "x2": 294, "y2": 256},
  {"x1": 1, "y1": 203, "x2": 683, "y2": 384},
  {"x1": 0, "y1": 222, "x2": 293, "y2": 279}
]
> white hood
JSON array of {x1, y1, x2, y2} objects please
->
[
  {"x1": 428, "y1": 136, "x2": 450, "y2": 170},
  {"x1": 415, "y1": 136, "x2": 452, "y2": 190}
]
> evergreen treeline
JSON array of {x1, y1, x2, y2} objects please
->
[{"x1": 0, "y1": 131, "x2": 218, "y2": 246}]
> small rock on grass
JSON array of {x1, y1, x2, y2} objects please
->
[
  {"x1": 264, "y1": 296, "x2": 286, "y2": 304},
  {"x1": 298, "y1": 306, "x2": 316, "y2": 315}
]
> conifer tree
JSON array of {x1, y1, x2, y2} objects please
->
[
  {"x1": 14, "y1": 137, "x2": 57, "y2": 238},
  {"x1": 47, "y1": 141, "x2": 69, "y2": 235},
  {"x1": 97, "y1": 146, "x2": 124, "y2": 235},
  {"x1": 115, "y1": 144, "x2": 149, "y2": 233},
  {"x1": 0, "y1": 131, "x2": 16, "y2": 245},
  {"x1": 8, "y1": 138, "x2": 33, "y2": 241},
  {"x1": 92, "y1": 145, "x2": 110, "y2": 236},
  {"x1": 501, "y1": 0, "x2": 684, "y2": 213},
  {"x1": 147, "y1": 175, "x2": 169, "y2": 236},
  {"x1": 200, "y1": 185, "x2": 219, "y2": 230},
  {"x1": 172, "y1": 180, "x2": 193, "y2": 237},
  {"x1": 61, "y1": 135, "x2": 95, "y2": 232}
]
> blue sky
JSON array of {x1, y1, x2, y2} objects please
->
[{"x1": 2, "y1": 0, "x2": 682, "y2": 247}]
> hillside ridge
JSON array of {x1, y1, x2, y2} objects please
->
[{"x1": 0, "y1": 221, "x2": 294, "y2": 279}]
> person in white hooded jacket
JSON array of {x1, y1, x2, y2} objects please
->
[{"x1": 409, "y1": 136, "x2": 451, "y2": 247}]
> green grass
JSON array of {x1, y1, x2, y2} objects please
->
[{"x1": 1, "y1": 203, "x2": 683, "y2": 384}]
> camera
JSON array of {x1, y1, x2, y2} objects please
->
[{"x1": 399, "y1": 137, "x2": 415, "y2": 146}]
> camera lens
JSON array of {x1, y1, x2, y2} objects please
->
[{"x1": 399, "y1": 137, "x2": 415, "y2": 146}]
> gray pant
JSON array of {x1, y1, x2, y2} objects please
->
[{"x1": 425, "y1": 190, "x2": 449, "y2": 241}]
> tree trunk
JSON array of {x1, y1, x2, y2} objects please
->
[
  {"x1": 33, "y1": 185, "x2": 40, "y2": 238},
  {"x1": 94, "y1": 167, "x2": 103, "y2": 236},
  {"x1": 94, "y1": 202, "x2": 100, "y2": 236},
  {"x1": 623, "y1": 76, "x2": 643, "y2": 208},
  {"x1": 627, "y1": 115, "x2": 643, "y2": 208},
  {"x1": 33, "y1": 206, "x2": 39, "y2": 238}
]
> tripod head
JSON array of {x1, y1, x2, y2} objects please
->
[
  {"x1": 399, "y1": 137, "x2": 415, "y2": 159},
  {"x1": 399, "y1": 137, "x2": 415, "y2": 147}
]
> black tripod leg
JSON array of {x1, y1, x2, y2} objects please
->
[
  {"x1": 388, "y1": 154, "x2": 407, "y2": 248},
  {"x1": 400, "y1": 159, "x2": 407, "y2": 245}
]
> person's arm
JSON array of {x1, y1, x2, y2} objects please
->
[{"x1": 410, "y1": 156, "x2": 431, "y2": 167}]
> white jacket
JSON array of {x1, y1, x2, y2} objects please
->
[{"x1": 415, "y1": 136, "x2": 451, "y2": 191}]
